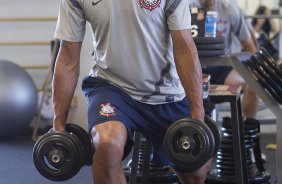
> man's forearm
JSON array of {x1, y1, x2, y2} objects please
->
[
  {"x1": 172, "y1": 30, "x2": 204, "y2": 120},
  {"x1": 175, "y1": 47, "x2": 204, "y2": 119},
  {"x1": 53, "y1": 62, "x2": 79, "y2": 129},
  {"x1": 52, "y1": 41, "x2": 81, "y2": 130}
]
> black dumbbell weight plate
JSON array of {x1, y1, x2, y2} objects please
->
[
  {"x1": 277, "y1": 60, "x2": 282, "y2": 74},
  {"x1": 255, "y1": 53, "x2": 282, "y2": 86},
  {"x1": 204, "y1": 115, "x2": 221, "y2": 157},
  {"x1": 147, "y1": 163, "x2": 170, "y2": 172},
  {"x1": 65, "y1": 123, "x2": 94, "y2": 166},
  {"x1": 216, "y1": 162, "x2": 253, "y2": 175},
  {"x1": 220, "y1": 138, "x2": 254, "y2": 149},
  {"x1": 198, "y1": 50, "x2": 225, "y2": 57},
  {"x1": 215, "y1": 169, "x2": 235, "y2": 177},
  {"x1": 245, "y1": 60, "x2": 282, "y2": 103},
  {"x1": 222, "y1": 121, "x2": 258, "y2": 135},
  {"x1": 249, "y1": 59, "x2": 282, "y2": 103},
  {"x1": 259, "y1": 48, "x2": 282, "y2": 77},
  {"x1": 222, "y1": 126, "x2": 258, "y2": 134},
  {"x1": 250, "y1": 55, "x2": 282, "y2": 95},
  {"x1": 207, "y1": 172, "x2": 236, "y2": 184},
  {"x1": 222, "y1": 130, "x2": 257, "y2": 141},
  {"x1": 216, "y1": 162, "x2": 236, "y2": 172},
  {"x1": 259, "y1": 48, "x2": 276, "y2": 68},
  {"x1": 216, "y1": 149, "x2": 236, "y2": 156},
  {"x1": 217, "y1": 150, "x2": 252, "y2": 159},
  {"x1": 33, "y1": 131, "x2": 83, "y2": 181},
  {"x1": 222, "y1": 128, "x2": 257, "y2": 138},
  {"x1": 216, "y1": 158, "x2": 253, "y2": 168},
  {"x1": 196, "y1": 43, "x2": 225, "y2": 50},
  {"x1": 216, "y1": 151, "x2": 234, "y2": 159},
  {"x1": 216, "y1": 152, "x2": 235, "y2": 159},
  {"x1": 216, "y1": 155, "x2": 234, "y2": 162},
  {"x1": 217, "y1": 149, "x2": 252, "y2": 160},
  {"x1": 163, "y1": 118, "x2": 214, "y2": 172},
  {"x1": 224, "y1": 134, "x2": 256, "y2": 142},
  {"x1": 124, "y1": 168, "x2": 179, "y2": 183},
  {"x1": 193, "y1": 36, "x2": 224, "y2": 44},
  {"x1": 216, "y1": 159, "x2": 235, "y2": 167},
  {"x1": 220, "y1": 136, "x2": 253, "y2": 146}
]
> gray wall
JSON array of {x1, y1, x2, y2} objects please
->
[
  {"x1": 0, "y1": 0, "x2": 93, "y2": 130},
  {"x1": 237, "y1": 0, "x2": 278, "y2": 14}
]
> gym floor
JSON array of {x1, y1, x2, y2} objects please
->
[{"x1": 0, "y1": 132, "x2": 276, "y2": 184}]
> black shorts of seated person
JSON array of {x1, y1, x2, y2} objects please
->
[{"x1": 202, "y1": 66, "x2": 233, "y2": 84}]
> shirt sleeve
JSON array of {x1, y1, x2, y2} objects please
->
[
  {"x1": 229, "y1": 5, "x2": 251, "y2": 42},
  {"x1": 54, "y1": 0, "x2": 86, "y2": 42},
  {"x1": 165, "y1": 0, "x2": 192, "y2": 30}
]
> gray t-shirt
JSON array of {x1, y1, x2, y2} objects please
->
[
  {"x1": 55, "y1": 0, "x2": 192, "y2": 104},
  {"x1": 189, "y1": 0, "x2": 251, "y2": 54}
]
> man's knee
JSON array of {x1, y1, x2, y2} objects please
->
[
  {"x1": 91, "y1": 121, "x2": 128, "y2": 159},
  {"x1": 224, "y1": 69, "x2": 245, "y2": 86}
]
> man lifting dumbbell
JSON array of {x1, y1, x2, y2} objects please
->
[{"x1": 49, "y1": 0, "x2": 212, "y2": 183}]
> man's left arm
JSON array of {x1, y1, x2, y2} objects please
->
[
  {"x1": 230, "y1": 6, "x2": 257, "y2": 54},
  {"x1": 241, "y1": 37, "x2": 257, "y2": 54},
  {"x1": 241, "y1": 11, "x2": 258, "y2": 54},
  {"x1": 171, "y1": 29, "x2": 205, "y2": 121}
]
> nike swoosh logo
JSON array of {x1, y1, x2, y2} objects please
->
[{"x1": 92, "y1": 0, "x2": 102, "y2": 5}]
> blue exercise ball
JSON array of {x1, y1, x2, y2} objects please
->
[{"x1": 0, "y1": 60, "x2": 37, "y2": 139}]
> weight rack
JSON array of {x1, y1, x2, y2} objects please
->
[
  {"x1": 208, "y1": 84, "x2": 247, "y2": 183},
  {"x1": 200, "y1": 52, "x2": 282, "y2": 183}
]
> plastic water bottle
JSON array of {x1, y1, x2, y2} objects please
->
[
  {"x1": 202, "y1": 74, "x2": 211, "y2": 99},
  {"x1": 205, "y1": 11, "x2": 217, "y2": 37}
]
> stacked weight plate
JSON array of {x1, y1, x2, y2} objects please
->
[
  {"x1": 193, "y1": 36, "x2": 225, "y2": 57},
  {"x1": 123, "y1": 137, "x2": 180, "y2": 184},
  {"x1": 257, "y1": 33, "x2": 279, "y2": 61},
  {"x1": 206, "y1": 117, "x2": 271, "y2": 184},
  {"x1": 243, "y1": 47, "x2": 282, "y2": 104}
]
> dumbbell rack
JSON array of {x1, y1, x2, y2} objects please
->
[
  {"x1": 200, "y1": 52, "x2": 282, "y2": 183},
  {"x1": 208, "y1": 84, "x2": 247, "y2": 184}
]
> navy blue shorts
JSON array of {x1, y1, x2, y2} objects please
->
[
  {"x1": 82, "y1": 76, "x2": 191, "y2": 167},
  {"x1": 202, "y1": 66, "x2": 233, "y2": 84}
]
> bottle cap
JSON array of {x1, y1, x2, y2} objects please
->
[{"x1": 207, "y1": 11, "x2": 217, "y2": 17}]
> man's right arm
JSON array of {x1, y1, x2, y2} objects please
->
[{"x1": 52, "y1": 41, "x2": 82, "y2": 131}]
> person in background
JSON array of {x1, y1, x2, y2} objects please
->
[
  {"x1": 230, "y1": 8, "x2": 259, "y2": 54},
  {"x1": 252, "y1": 5, "x2": 278, "y2": 38},
  {"x1": 52, "y1": 0, "x2": 210, "y2": 183},
  {"x1": 189, "y1": 0, "x2": 259, "y2": 120}
]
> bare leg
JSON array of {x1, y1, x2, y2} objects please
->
[
  {"x1": 224, "y1": 69, "x2": 259, "y2": 119},
  {"x1": 241, "y1": 84, "x2": 259, "y2": 118},
  {"x1": 176, "y1": 159, "x2": 212, "y2": 184},
  {"x1": 91, "y1": 121, "x2": 128, "y2": 184}
]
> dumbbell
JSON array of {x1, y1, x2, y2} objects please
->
[
  {"x1": 32, "y1": 124, "x2": 94, "y2": 181},
  {"x1": 163, "y1": 115, "x2": 221, "y2": 172}
]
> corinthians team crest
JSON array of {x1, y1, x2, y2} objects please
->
[
  {"x1": 139, "y1": 0, "x2": 161, "y2": 11},
  {"x1": 99, "y1": 103, "x2": 116, "y2": 117}
]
